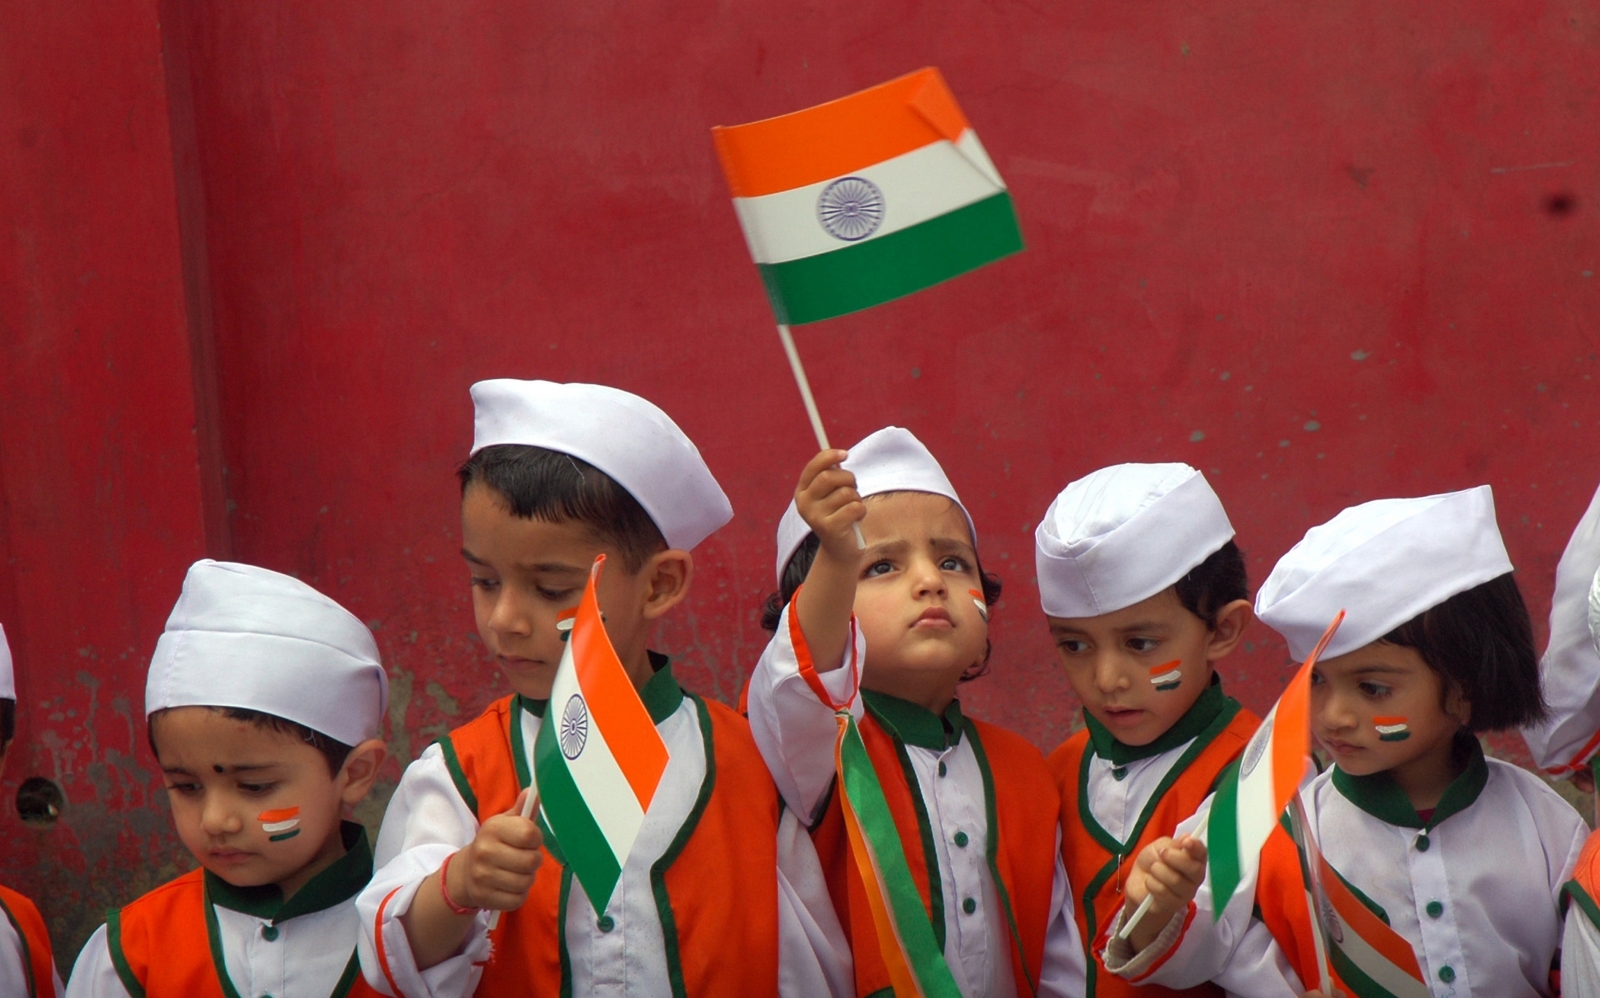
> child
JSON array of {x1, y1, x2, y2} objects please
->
[
  {"x1": 66, "y1": 560, "x2": 390, "y2": 997},
  {"x1": 356, "y1": 379, "x2": 836, "y2": 997},
  {"x1": 1522, "y1": 479, "x2": 1600, "y2": 994},
  {"x1": 1034, "y1": 463, "x2": 1258, "y2": 997},
  {"x1": 1106, "y1": 486, "x2": 1588, "y2": 997},
  {"x1": 746, "y1": 426, "x2": 1087, "y2": 997},
  {"x1": 1, "y1": 622, "x2": 64, "y2": 998}
]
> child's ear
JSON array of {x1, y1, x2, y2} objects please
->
[
  {"x1": 337, "y1": 739, "x2": 389, "y2": 806},
  {"x1": 1205, "y1": 599, "x2": 1255, "y2": 661},
  {"x1": 639, "y1": 549, "x2": 695, "y2": 621},
  {"x1": 1442, "y1": 683, "x2": 1473, "y2": 730}
]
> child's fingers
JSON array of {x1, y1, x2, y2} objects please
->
[
  {"x1": 800, "y1": 470, "x2": 860, "y2": 510},
  {"x1": 1173, "y1": 834, "x2": 1208, "y2": 862},
  {"x1": 481, "y1": 812, "x2": 544, "y2": 853},
  {"x1": 1133, "y1": 837, "x2": 1176, "y2": 874},
  {"x1": 796, "y1": 450, "x2": 850, "y2": 493}
]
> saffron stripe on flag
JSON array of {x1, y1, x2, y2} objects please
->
[
  {"x1": 712, "y1": 68, "x2": 970, "y2": 198},
  {"x1": 756, "y1": 193, "x2": 1022, "y2": 325},
  {"x1": 1316, "y1": 852, "x2": 1429, "y2": 997},
  {"x1": 569, "y1": 613, "x2": 669, "y2": 808}
]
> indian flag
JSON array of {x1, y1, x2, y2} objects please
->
[
  {"x1": 835, "y1": 712, "x2": 964, "y2": 998},
  {"x1": 1289, "y1": 798, "x2": 1430, "y2": 998},
  {"x1": 1207, "y1": 611, "x2": 1344, "y2": 919},
  {"x1": 533, "y1": 555, "x2": 671, "y2": 913},
  {"x1": 712, "y1": 67, "x2": 1023, "y2": 326}
]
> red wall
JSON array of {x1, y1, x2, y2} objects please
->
[{"x1": 4, "y1": 0, "x2": 1599, "y2": 961}]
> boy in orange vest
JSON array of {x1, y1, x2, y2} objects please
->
[
  {"x1": 0, "y1": 622, "x2": 63, "y2": 998},
  {"x1": 747, "y1": 427, "x2": 1087, "y2": 996},
  {"x1": 357, "y1": 379, "x2": 839, "y2": 997},
  {"x1": 66, "y1": 560, "x2": 391, "y2": 998},
  {"x1": 1033, "y1": 463, "x2": 1259, "y2": 997}
]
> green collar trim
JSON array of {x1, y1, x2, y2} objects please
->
[
  {"x1": 861, "y1": 690, "x2": 964, "y2": 751},
  {"x1": 1084, "y1": 673, "x2": 1228, "y2": 766},
  {"x1": 1331, "y1": 733, "x2": 1488, "y2": 830},
  {"x1": 524, "y1": 651, "x2": 681, "y2": 725},
  {"x1": 0, "y1": 894, "x2": 41, "y2": 998},
  {"x1": 205, "y1": 822, "x2": 372, "y2": 923}
]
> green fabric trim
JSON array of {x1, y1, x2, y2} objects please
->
[
  {"x1": 757, "y1": 192, "x2": 1024, "y2": 326},
  {"x1": 964, "y1": 719, "x2": 1037, "y2": 997},
  {"x1": 329, "y1": 951, "x2": 363, "y2": 998},
  {"x1": 558, "y1": 867, "x2": 574, "y2": 998},
  {"x1": 1083, "y1": 673, "x2": 1229, "y2": 766},
  {"x1": 205, "y1": 823, "x2": 372, "y2": 923},
  {"x1": 105, "y1": 908, "x2": 147, "y2": 998},
  {"x1": 862, "y1": 690, "x2": 964, "y2": 751},
  {"x1": 436, "y1": 733, "x2": 479, "y2": 818},
  {"x1": 1563, "y1": 879, "x2": 1600, "y2": 929},
  {"x1": 649, "y1": 692, "x2": 719, "y2": 998},
  {"x1": 0, "y1": 894, "x2": 38, "y2": 998},
  {"x1": 640, "y1": 651, "x2": 684, "y2": 723},
  {"x1": 864, "y1": 990, "x2": 895, "y2": 998},
  {"x1": 890, "y1": 736, "x2": 948, "y2": 950},
  {"x1": 1076, "y1": 695, "x2": 1243, "y2": 991},
  {"x1": 202, "y1": 880, "x2": 248, "y2": 998},
  {"x1": 1330, "y1": 733, "x2": 1488, "y2": 829}
]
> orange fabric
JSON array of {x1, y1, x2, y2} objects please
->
[
  {"x1": 811, "y1": 713, "x2": 1059, "y2": 997},
  {"x1": 1252, "y1": 824, "x2": 1347, "y2": 995},
  {"x1": 112, "y1": 870, "x2": 380, "y2": 997},
  {"x1": 440, "y1": 694, "x2": 781, "y2": 995},
  {"x1": 1572, "y1": 831, "x2": 1600, "y2": 903},
  {"x1": 1049, "y1": 707, "x2": 1259, "y2": 998},
  {"x1": 0, "y1": 884, "x2": 57, "y2": 998}
]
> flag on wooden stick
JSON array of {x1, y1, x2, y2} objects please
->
[
  {"x1": 533, "y1": 555, "x2": 670, "y2": 913},
  {"x1": 713, "y1": 67, "x2": 1023, "y2": 326}
]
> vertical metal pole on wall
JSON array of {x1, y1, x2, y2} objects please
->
[{"x1": 776, "y1": 323, "x2": 866, "y2": 549}]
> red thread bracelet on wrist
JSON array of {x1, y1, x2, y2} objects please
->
[{"x1": 439, "y1": 851, "x2": 479, "y2": 915}]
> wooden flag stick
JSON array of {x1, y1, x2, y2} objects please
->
[{"x1": 776, "y1": 323, "x2": 865, "y2": 549}]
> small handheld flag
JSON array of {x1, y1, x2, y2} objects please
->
[
  {"x1": 533, "y1": 555, "x2": 671, "y2": 913},
  {"x1": 1206, "y1": 611, "x2": 1343, "y2": 920}
]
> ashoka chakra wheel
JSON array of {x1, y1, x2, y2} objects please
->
[
  {"x1": 559, "y1": 694, "x2": 589, "y2": 760},
  {"x1": 817, "y1": 177, "x2": 885, "y2": 241}
]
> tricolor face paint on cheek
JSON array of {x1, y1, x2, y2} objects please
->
[
  {"x1": 1374, "y1": 717, "x2": 1411, "y2": 742},
  {"x1": 259, "y1": 806, "x2": 302, "y2": 842},
  {"x1": 1148, "y1": 661, "x2": 1183, "y2": 692},
  {"x1": 969, "y1": 589, "x2": 988, "y2": 622}
]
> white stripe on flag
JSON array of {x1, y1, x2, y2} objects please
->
[
  {"x1": 548, "y1": 658, "x2": 647, "y2": 866},
  {"x1": 730, "y1": 130, "x2": 1005, "y2": 265},
  {"x1": 1328, "y1": 918, "x2": 1433, "y2": 998},
  {"x1": 1229, "y1": 702, "x2": 1284, "y2": 904}
]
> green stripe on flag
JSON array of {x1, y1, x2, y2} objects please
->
[
  {"x1": 838, "y1": 716, "x2": 964, "y2": 998},
  {"x1": 534, "y1": 715, "x2": 624, "y2": 912},
  {"x1": 758, "y1": 192, "x2": 1022, "y2": 325},
  {"x1": 1207, "y1": 759, "x2": 1243, "y2": 920},
  {"x1": 1330, "y1": 944, "x2": 1401, "y2": 998}
]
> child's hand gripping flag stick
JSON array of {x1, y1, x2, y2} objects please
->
[
  {"x1": 530, "y1": 555, "x2": 670, "y2": 917},
  {"x1": 484, "y1": 789, "x2": 542, "y2": 932},
  {"x1": 713, "y1": 67, "x2": 1025, "y2": 552}
]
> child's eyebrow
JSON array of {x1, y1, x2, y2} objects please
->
[
  {"x1": 928, "y1": 537, "x2": 977, "y2": 555},
  {"x1": 461, "y1": 547, "x2": 585, "y2": 576},
  {"x1": 862, "y1": 539, "x2": 910, "y2": 558},
  {"x1": 1351, "y1": 665, "x2": 1409, "y2": 676},
  {"x1": 1112, "y1": 621, "x2": 1170, "y2": 635}
]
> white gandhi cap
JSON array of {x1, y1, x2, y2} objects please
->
[
  {"x1": 471, "y1": 379, "x2": 733, "y2": 551},
  {"x1": 1255, "y1": 486, "x2": 1513, "y2": 662},
  {"x1": 773, "y1": 426, "x2": 974, "y2": 586},
  {"x1": 1523, "y1": 482, "x2": 1600, "y2": 773},
  {"x1": 0, "y1": 622, "x2": 13, "y2": 701},
  {"x1": 146, "y1": 560, "x2": 389, "y2": 746},
  {"x1": 1034, "y1": 463, "x2": 1234, "y2": 618}
]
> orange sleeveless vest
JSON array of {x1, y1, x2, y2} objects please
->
[
  {"x1": 107, "y1": 869, "x2": 378, "y2": 997},
  {"x1": 1049, "y1": 705, "x2": 1259, "y2": 998},
  {"x1": 411, "y1": 693, "x2": 780, "y2": 997},
  {"x1": 809, "y1": 710, "x2": 1060, "y2": 997},
  {"x1": 0, "y1": 884, "x2": 57, "y2": 998}
]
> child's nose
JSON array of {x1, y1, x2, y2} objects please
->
[
  {"x1": 1316, "y1": 691, "x2": 1358, "y2": 732},
  {"x1": 487, "y1": 590, "x2": 533, "y2": 638},
  {"x1": 1093, "y1": 654, "x2": 1129, "y2": 694},
  {"x1": 202, "y1": 796, "x2": 241, "y2": 836},
  {"x1": 909, "y1": 558, "x2": 947, "y2": 597}
]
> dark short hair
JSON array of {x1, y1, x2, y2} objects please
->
[
  {"x1": 458, "y1": 444, "x2": 667, "y2": 573},
  {"x1": 148, "y1": 707, "x2": 355, "y2": 776},
  {"x1": 1380, "y1": 572, "x2": 1545, "y2": 733},
  {"x1": 0, "y1": 698, "x2": 14, "y2": 751},
  {"x1": 757, "y1": 493, "x2": 1003, "y2": 682},
  {"x1": 1173, "y1": 541, "x2": 1250, "y2": 629}
]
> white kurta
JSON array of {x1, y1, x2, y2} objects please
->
[
  {"x1": 746, "y1": 603, "x2": 1088, "y2": 998},
  {"x1": 1562, "y1": 897, "x2": 1600, "y2": 998},
  {"x1": 1103, "y1": 747, "x2": 1587, "y2": 998},
  {"x1": 67, "y1": 827, "x2": 372, "y2": 998},
  {"x1": 0, "y1": 902, "x2": 61, "y2": 998},
  {"x1": 355, "y1": 669, "x2": 848, "y2": 998}
]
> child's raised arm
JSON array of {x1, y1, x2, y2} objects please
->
[
  {"x1": 1121, "y1": 834, "x2": 1207, "y2": 952},
  {"x1": 792, "y1": 449, "x2": 866, "y2": 672}
]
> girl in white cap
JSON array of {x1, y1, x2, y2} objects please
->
[
  {"x1": 1103, "y1": 486, "x2": 1587, "y2": 998},
  {"x1": 66, "y1": 560, "x2": 391, "y2": 998},
  {"x1": 0, "y1": 622, "x2": 64, "y2": 998},
  {"x1": 746, "y1": 429, "x2": 1087, "y2": 998}
]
